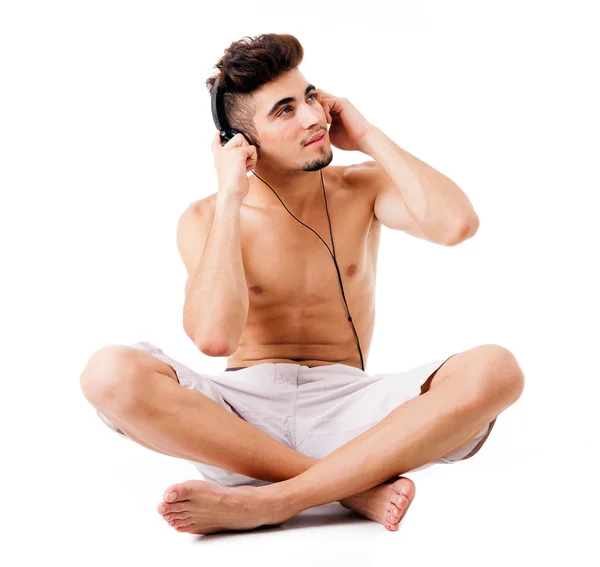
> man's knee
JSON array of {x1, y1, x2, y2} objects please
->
[
  {"x1": 472, "y1": 344, "x2": 525, "y2": 407},
  {"x1": 79, "y1": 344, "x2": 155, "y2": 412}
]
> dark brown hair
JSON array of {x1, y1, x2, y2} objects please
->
[{"x1": 205, "y1": 33, "x2": 304, "y2": 147}]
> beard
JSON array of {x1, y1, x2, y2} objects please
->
[{"x1": 301, "y1": 147, "x2": 334, "y2": 172}]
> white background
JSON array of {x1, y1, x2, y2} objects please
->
[{"x1": 1, "y1": 1, "x2": 597, "y2": 565}]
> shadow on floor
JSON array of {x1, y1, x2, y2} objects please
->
[{"x1": 189, "y1": 502, "x2": 374, "y2": 543}]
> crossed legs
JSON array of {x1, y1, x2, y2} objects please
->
[{"x1": 80, "y1": 343, "x2": 524, "y2": 533}]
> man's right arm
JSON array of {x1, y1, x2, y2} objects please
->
[{"x1": 177, "y1": 194, "x2": 249, "y2": 356}]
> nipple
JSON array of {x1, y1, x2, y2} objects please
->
[{"x1": 346, "y1": 264, "x2": 358, "y2": 277}]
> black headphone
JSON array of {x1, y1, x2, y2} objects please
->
[
  {"x1": 209, "y1": 77, "x2": 365, "y2": 372},
  {"x1": 211, "y1": 78, "x2": 251, "y2": 146}
]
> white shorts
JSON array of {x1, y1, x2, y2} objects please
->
[{"x1": 96, "y1": 341, "x2": 496, "y2": 487}]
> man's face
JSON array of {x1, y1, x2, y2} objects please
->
[{"x1": 252, "y1": 69, "x2": 333, "y2": 172}]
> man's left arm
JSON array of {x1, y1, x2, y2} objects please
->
[{"x1": 358, "y1": 125, "x2": 480, "y2": 246}]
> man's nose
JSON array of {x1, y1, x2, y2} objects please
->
[{"x1": 300, "y1": 102, "x2": 323, "y2": 128}]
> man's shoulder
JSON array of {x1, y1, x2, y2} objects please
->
[
  {"x1": 177, "y1": 197, "x2": 217, "y2": 235},
  {"x1": 185, "y1": 195, "x2": 217, "y2": 216},
  {"x1": 340, "y1": 160, "x2": 379, "y2": 186},
  {"x1": 338, "y1": 161, "x2": 380, "y2": 210}
]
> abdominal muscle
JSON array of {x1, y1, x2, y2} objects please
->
[
  {"x1": 205, "y1": 165, "x2": 381, "y2": 371},
  {"x1": 229, "y1": 294, "x2": 375, "y2": 370}
]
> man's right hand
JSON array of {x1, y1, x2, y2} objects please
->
[{"x1": 211, "y1": 132, "x2": 257, "y2": 202}]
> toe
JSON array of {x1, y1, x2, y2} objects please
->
[
  {"x1": 392, "y1": 478, "x2": 415, "y2": 504},
  {"x1": 171, "y1": 516, "x2": 192, "y2": 527},
  {"x1": 175, "y1": 523, "x2": 195, "y2": 532},
  {"x1": 389, "y1": 493, "x2": 406, "y2": 509},
  {"x1": 163, "y1": 485, "x2": 179, "y2": 502},
  {"x1": 165, "y1": 502, "x2": 189, "y2": 514},
  {"x1": 157, "y1": 501, "x2": 188, "y2": 516},
  {"x1": 396, "y1": 495, "x2": 408, "y2": 509},
  {"x1": 166, "y1": 512, "x2": 190, "y2": 522},
  {"x1": 163, "y1": 483, "x2": 189, "y2": 503},
  {"x1": 395, "y1": 477, "x2": 415, "y2": 498}
]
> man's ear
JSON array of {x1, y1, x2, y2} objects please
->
[{"x1": 249, "y1": 133, "x2": 260, "y2": 157}]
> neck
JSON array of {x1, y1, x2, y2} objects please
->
[{"x1": 246, "y1": 164, "x2": 325, "y2": 213}]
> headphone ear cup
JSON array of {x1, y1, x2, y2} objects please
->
[
  {"x1": 212, "y1": 82, "x2": 255, "y2": 148},
  {"x1": 220, "y1": 129, "x2": 237, "y2": 146},
  {"x1": 221, "y1": 128, "x2": 250, "y2": 146}
]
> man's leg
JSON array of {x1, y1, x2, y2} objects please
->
[
  {"x1": 264, "y1": 345, "x2": 525, "y2": 518},
  {"x1": 80, "y1": 344, "x2": 322, "y2": 482}
]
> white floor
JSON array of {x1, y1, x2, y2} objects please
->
[{"x1": 8, "y1": 398, "x2": 596, "y2": 566}]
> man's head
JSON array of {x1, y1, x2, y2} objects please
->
[{"x1": 205, "y1": 33, "x2": 333, "y2": 175}]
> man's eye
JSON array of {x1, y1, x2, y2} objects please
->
[{"x1": 280, "y1": 93, "x2": 318, "y2": 117}]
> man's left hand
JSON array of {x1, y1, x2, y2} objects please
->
[{"x1": 316, "y1": 89, "x2": 374, "y2": 152}]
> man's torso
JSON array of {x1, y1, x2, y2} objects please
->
[{"x1": 198, "y1": 163, "x2": 381, "y2": 370}]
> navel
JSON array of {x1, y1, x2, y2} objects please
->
[{"x1": 346, "y1": 264, "x2": 358, "y2": 277}]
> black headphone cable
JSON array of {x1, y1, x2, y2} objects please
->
[{"x1": 250, "y1": 168, "x2": 365, "y2": 372}]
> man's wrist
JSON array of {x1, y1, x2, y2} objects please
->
[
  {"x1": 216, "y1": 192, "x2": 244, "y2": 209},
  {"x1": 357, "y1": 124, "x2": 381, "y2": 155}
]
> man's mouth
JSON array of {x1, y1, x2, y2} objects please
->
[{"x1": 305, "y1": 131, "x2": 326, "y2": 145}]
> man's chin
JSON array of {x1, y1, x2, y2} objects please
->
[{"x1": 302, "y1": 149, "x2": 333, "y2": 172}]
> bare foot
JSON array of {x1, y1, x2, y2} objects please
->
[
  {"x1": 156, "y1": 479, "x2": 282, "y2": 535},
  {"x1": 339, "y1": 476, "x2": 416, "y2": 531}
]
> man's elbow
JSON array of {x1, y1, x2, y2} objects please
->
[
  {"x1": 185, "y1": 324, "x2": 235, "y2": 357},
  {"x1": 195, "y1": 340, "x2": 234, "y2": 357},
  {"x1": 445, "y1": 216, "x2": 479, "y2": 246},
  {"x1": 184, "y1": 315, "x2": 237, "y2": 357}
]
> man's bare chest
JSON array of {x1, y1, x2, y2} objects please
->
[{"x1": 238, "y1": 184, "x2": 378, "y2": 308}]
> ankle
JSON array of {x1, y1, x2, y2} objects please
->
[{"x1": 256, "y1": 480, "x2": 298, "y2": 522}]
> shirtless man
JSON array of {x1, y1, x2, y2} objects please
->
[{"x1": 79, "y1": 34, "x2": 525, "y2": 535}]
